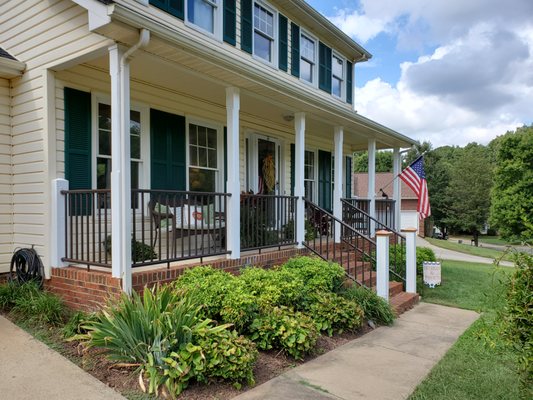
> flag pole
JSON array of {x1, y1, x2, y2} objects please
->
[{"x1": 377, "y1": 152, "x2": 426, "y2": 196}]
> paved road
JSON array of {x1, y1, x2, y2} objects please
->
[
  {"x1": 417, "y1": 237, "x2": 514, "y2": 267},
  {"x1": 0, "y1": 316, "x2": 125, "y2": 400},
  {"x1": 234, "y1": 303, "x2": 479, "y2": 400}
]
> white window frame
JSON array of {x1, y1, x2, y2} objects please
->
[
  {"x1": 300, "y1": 29, "x2": 318, "y2": 87},
  {"x1": 91, "y1": 94, "x2": 150, "y2": 192},
  {"x1": 332, "y1": 52, "x2": 346, "y2": 101},
  {"x1": 185, "y1": 116, "x2": 225, "y2": 193},
  {"x1": 184, "y1": 0, "x2": 223, "y2": 40},
  {"x1": 252, "y1": 0, "x2": 278, "y2": 67},
  {"x1": 304, "y1": 148, "x2": 318, "y2": 201}
]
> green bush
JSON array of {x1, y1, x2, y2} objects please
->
[
  {"x1": 62, "y1": 311, "x2": 99, "y2": 338},
  {"x1": 103, "y1": 236, "x2": 158, "y2": 263},
  {"x1": 281, "y1": 257, "x2": 345, "y2": 294},
  {"x1": 249, "y1": 306, "x2": 318, "y2": 360},
  {"x1": 305, "y1": 291, "x2": 363, "y2": 336},
  {"x1": 500, "y1": 252, "x2": 533, "y2": 393},
  {"x1": 219, "y1": 281, "x2": 260, "y2": 331},
  {"x1": 386, "y1": 245, "x2": 437, "y2": 280},
  {"x1": 0, "y1": 281, "x2": 65, "y2": 325},
  {"x1": 341, "y1": 286, "x2": 395, "y2": 326}
]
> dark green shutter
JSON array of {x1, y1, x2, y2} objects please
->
[
  {"x1": 223, "y1": 0, "x2": 236, "y2": 46},
  {"x1": 318, "y1": 42, "x2": 332, "y2": 93},
  {"x1": 290, "y1": 22, "x2": 300, "y2": 77},
  {"x1": 241, "y1": 0, "x2": 253, "y2": 54},
  {"x1": 150, "y1": 109, "x2": 186, "y2": 191},
  {"x1": 278, "y1": 14, "x2": 288, "y2": 71},
  {"x1": 318, "y1": 150, "x2": 332, "y2": 212},
  {"x1": 149, "y1": 0, "x2": 184, "y2": 20},
  {"x1": 290, "y1": 143, "x2": 295, "y2": 196},
  {"x1": 345, "y1": 156, "x2": 352, "y2": 198},
  {"x1": 64, "y1": 87, "x2": 92, "y2": 215},
  {"x1": 223, "y1": 127, "x2": 227, "y2": 192},
  {"x1": 346, "y1": 61, "x2": 353, "y2": 104}
]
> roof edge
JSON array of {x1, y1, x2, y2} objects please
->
[{"x1": 0, "y1": 56, "x2": 26, "y2": 79}]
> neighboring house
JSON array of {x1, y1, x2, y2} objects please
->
[
  {"x1": 353, "y1": 172, "x2": 425, "y2": 236},
  {"x1": 0, "y1": 0, "x2": 417, "y2": 304}
]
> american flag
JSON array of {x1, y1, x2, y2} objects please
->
[{"x1": 399, "y1": 156, "x2": 431, "y2": 219}]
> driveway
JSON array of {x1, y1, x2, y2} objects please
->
[{"x1": 417, "y1": 237, "x2": 514, "y2": 267}]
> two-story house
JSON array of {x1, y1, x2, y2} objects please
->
[{"x1": 0, "y1": 0, "x2": 418, "y2": 309}]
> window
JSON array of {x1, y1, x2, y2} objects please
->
[
  {"x1": 187, "y1": 0, "x2": 217, "y2": 34},
  {"x1": 332, "y1": 54, "x2": 344, "y2": 98},
  {"x1": 188, "y1": 123, "x2": 219, "y2": 192},
  {"x1": 300, "y1": 33, "x2": 316, "y2": 84},
  {"x1": 304, "y1": 150, "x2": 316, "y2": 201},
  {"x1": 253, "y1": 2, "x2": 275, "y2": 62},
  {"x1": 96, "y1": 103, "x2": 141, "y2": 191}
]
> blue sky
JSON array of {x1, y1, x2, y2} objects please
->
[{"x1": 306, "y1": 0, "x2": 533, "y2": 147}]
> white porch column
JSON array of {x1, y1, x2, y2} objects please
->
[
  {"x1": 393, "y1": 148, "x2": 401, "y2": 231},
  {"x1": 50, "y1": 178, "x2": 68, "y2": 268},
  {"x1": 294, "y1": 112, "x2": 306, "y2": 247},
  {"x1": 368, "y1": 138, "x2": 376, "y2": 236},
  {"x1": 226, "y1": 87, "x2": 241, "y2": 259},
  {"x1": 333, "y1": 126, "x2": 344, "y2": 243},
  {"x1": 376, "y1": 230, "x2": 391, "y2": 301},
  {"x1": 403, "y1": 227, "x2": 417, "y2": 293}
]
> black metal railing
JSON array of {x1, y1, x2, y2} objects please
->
[
  {"x1": 345, "y1": 198, "x2": 396, "y2": 231},
  {"x1": 342, "y1": 199, "x2": 406, "y2": 285},
  {"x1": 240, "y1": 194, "x2": 298, "y2": 252},
  {"x1": 62, "y1": 189, "x2": 231, "y2": 269},
  {"x1": 304, "y1": 200, "x2": 376, "y2": 289}
]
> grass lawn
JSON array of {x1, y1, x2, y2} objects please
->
[
  {"x1": 478, "y1": 236, "x2": 523, "y2": 246},
  {"x1": 409, "y1": 261, "x2": 522, "y2": 400},
  {"x1": 425, "y1": 237, "x2": 513, "y2": 262}
]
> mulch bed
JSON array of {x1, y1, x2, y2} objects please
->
[{"x1": 2, "y1": 311, "x2": 373, "y2": 399}]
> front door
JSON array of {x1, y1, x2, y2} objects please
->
[{"x1": 247, "y1": 135, "x2": 281, "y2": 195}]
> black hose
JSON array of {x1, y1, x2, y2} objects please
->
[{"x1": 9, "y1": 247, "x2": 44, "y2": 287}]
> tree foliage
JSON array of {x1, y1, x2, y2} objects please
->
[
  {"x1": 489, "y1": 125, "x2": 533, "y2": 242},
  {"x1": 353, "y1": 151, "x2": 393, "y2": 173}
]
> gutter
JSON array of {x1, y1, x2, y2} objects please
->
[{"x1": 0, "y1": 57, "x2": 26, "y2": 79}]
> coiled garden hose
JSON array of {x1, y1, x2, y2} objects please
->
[{"x1": 9, "y1": 247, "x2": 44, "y2": 287}]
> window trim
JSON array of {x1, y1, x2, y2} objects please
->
[
  {"x1": 304, "y1": 148, "x2": 318, "y2": 201},
  {"x1": 331, "y1": 51, "x2": 346, "y2": 101},
  {"x1": 91, "y1": 94, "x2": 150, "y2": 192},
  {"x1": 300, "y1": 29, "x2": 318, "y2": 87},
  {"x1": 252, "y1": 0, "x2": 278, "y2": 67},
  {"x1": 184, "y1": 0, "x2": 223, "y2": 40},
  {"x1": 185, "y1": 116, "x2": 225, "y2": 192}
]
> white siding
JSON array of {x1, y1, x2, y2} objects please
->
[{"x1": 0, "y1": 78, "x2": 12, "y2": 272}]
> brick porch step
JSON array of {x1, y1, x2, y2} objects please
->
[{"x1": 390, "y1": 291, "x2": 420, "y2": 315}]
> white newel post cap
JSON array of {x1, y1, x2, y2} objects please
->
[
  {"x1": 401, "y1": 227, "x2": 417, "y2": 233},
  {"x1": 376, "y1": 230, "x2": 393, "y2": 236}
]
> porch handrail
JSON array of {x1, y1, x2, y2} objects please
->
[
  {"x1": 303, "y1": 199, "x2": 376, "y2": 289},
  {"x1": 341, "y1": 198, "x2": 404, "y2": 238}
]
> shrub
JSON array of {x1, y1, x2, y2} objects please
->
[
  {"x1": 385, "y1": 245, "x2": 437, "y2": 280},
  {"x1": 499, "y1": 252, "x2": 533, "y2": 393},
  {"x1": 281, "y1": 257, "x2": 345, "y2": 294},
  {"x1": 103, "y1": 236, "x2": 158, "y2": 263},
  {"x1": 249, "y1": 306, "x2": 318, "y2": 360},
  {"x1": 62, "y1": 311, "x2": 99, "y2": 338},
  {"x1": 305, "y1": 291, "x2": 363, "y2": 336},
  {"x1": 219, "y1": 281, "x2": 260, "y2": 332},
  {"x1": 341, "y1": 286, "x2": 395, "y2": 326}
]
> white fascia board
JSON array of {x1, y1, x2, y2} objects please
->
[
  {"x1": 71, "y1": 0, "x2": 112, "y2": 30},
  {"x1": 0, "y1": 57, "x2": 25, "y2": 78}
]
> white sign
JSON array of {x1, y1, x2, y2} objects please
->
[{"x1": 423, "y1": 261, "x2": 441, "y2": 288}]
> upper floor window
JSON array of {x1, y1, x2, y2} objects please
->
[
  {"x1": 300, "y1": 33, "x2": 316, "y2": 84},
  {"x1": 187, "y1": 0, "x2": 218, "y2": 34},
  {"x1": 253, "y1": 3, "x2": 275, "y2": 63},
  {"x1": 332, "y1": 54, "x2": 344, "y2": 98}
]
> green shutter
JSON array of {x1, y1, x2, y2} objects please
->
[
  {"x1": 346, "y1": 61, "x2": 353, "y2": 104},
  {"x1": 345, "y1": 155, "x2": 352, "y2": 198},
  {"x1": 149, "y1": 0, "x2": 184, "y2": 20},
  {"x1": 318, "y1": 150, "x2": 332, "y2": 212},
  {"x1": 319, "y1": 42, "x2": 332, "y2": 93},
  {"x1": 290, "y1": 22, "x2": 300, "y2": 77},
  {"x1": 241, "y1": 0, "x2": 253, "y2": 54},
  {"x1": 278, "y1": 14, "x2": 288, "y2": 72},
  {"x1": 150, "y1": 109, "x2": 186, "y2": 191},
  {"x1": 290, "y1": 143, "x2": 295, "y2": 196},
  {"x1": 223, "y1": 0, "x2": 236, "y2": 46}
]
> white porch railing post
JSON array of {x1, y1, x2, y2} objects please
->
[
  {"x1": 393, "y1": 147, "x2": 401, "y2": 231},
  {"x1": 403, "y1": 227, "x2": 417, "y2": 293},
  {"x1": 294, "y1": 112, "x2": 306, "y2": 248},
  {"x1": 226, "y1": 87, "x2": 241, "y2": 259},
  {"x1": 368, "y1": 138, "x2": 376, "y2": 237},
  {"x1": 51, "y1": 178, "x2": 68, "y2": 268},
  {"x1": 376, "y1": 230, "x2": 391, "y2": 301},
  {"x1": 333, "y1": 126, "x2": 343, "y2": 243}
]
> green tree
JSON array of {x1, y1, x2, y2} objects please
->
[
  {"x1": 489, "y1": 125, "x2": 533, "y2": 242},
  {"x1": 443, "y1": 143, "x2": 493, "y2": 245},
  {"x1": 353, "y1": 151, "x2": 393, "y2": 172}
]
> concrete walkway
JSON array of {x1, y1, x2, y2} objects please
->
[
  {"x1": 234, "y1": 303, "x2": 479, "y2": 400},
  {"x1": 417, "y1": 237, "x2": 514, "y2": 267},
  {"x1": 0, "y1": 316, "x2": 125, "y2": 400}
]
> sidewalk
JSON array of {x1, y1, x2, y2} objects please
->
[
  {"x1": 234, "y1": 303, "x2": 479, "y2": 400},
  {"x1": 0, "y1": 316, "x2": 125, "y2": 400}
]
